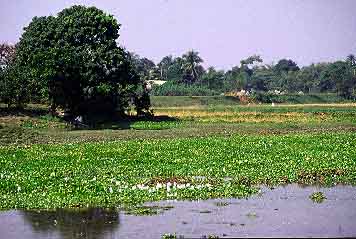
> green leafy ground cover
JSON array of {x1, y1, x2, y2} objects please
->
[
  {"x1": 1, "y1": 101, "x2": 356, "y2": 209},
  {"x1": 0, "y1": 132, "x2": 355, "y2": 209}
]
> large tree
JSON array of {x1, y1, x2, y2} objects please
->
[
  {"x1": 295, "y1": 65, "x2": 320, "y2": 93},
  {"x1": 238, "y1": 55, "x2": 263, "y2": 90},
  {"x1": 168, "y1": 57, "x2": 185, "y2": 82},
  {"x1": 200, "y1": 67, "x2": 225, "y2": 90},
  {"x1": 319, "y1": 61, "x2": 354, "y2": 97},
  {"x1": 224, "y1": 66, "x2": 243, "y2": 91},
  {"x1": 14, "y1": 5, "x2": 147, "y2": 118},
  {"x1": 0, "y1": 43, "x2": 24, "y2": 107},
  {"x1": 249, "y1": 66, "x2": 273, "y2": 92},
  {"x1": 128, "y1": 52, "x2": 157, "y2": 79},
  {"x1": 0, "y1": 43, "x2": 15, "y2": 68},
  {"x1": 274, "y1": 59, "x2": 300, "y2": 74}
]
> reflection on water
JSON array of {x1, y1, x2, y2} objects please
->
[
  {"x1": 22, "y1": 208, "x2": 119, "y2": 239},
  {"x1": 1, "y1": 184, "x2": 356, "y2": 238}
]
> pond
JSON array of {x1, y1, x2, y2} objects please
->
[{"x1": 1, "y1": 184, "x2": 356, "y2": 238}]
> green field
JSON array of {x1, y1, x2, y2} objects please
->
[{"x1": 1, "y1": 98, "x2": 356, "y2": 209}]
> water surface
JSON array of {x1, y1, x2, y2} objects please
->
[{"x1": 1, "y1": 184, "x2": 356, "y2": 238}]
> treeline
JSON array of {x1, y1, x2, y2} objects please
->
[
  {"x1": 1, "y1": 4, "x2": 355, "y2": 116},
  {"x1": 129, "y1": 50, "x2": 356, "y2": 98}
]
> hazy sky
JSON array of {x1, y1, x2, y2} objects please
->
[{"x1": 1, "y1": 0, "x2": 355, "y2": 69}]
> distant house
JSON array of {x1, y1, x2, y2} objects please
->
[
  {"x1": 267, "y1": 90, "x2": 287, "y2": 95},
  {"x1": 145, "y1": 80, "x2": 167, "y2": 91},
  {"x1": 147, "y1": 80, "x2": 167, "y2": 86}
]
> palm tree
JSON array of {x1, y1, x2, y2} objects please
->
[
  {"x1": 158, "y1": 55, "x2": 173, "y2": 80},
  {"x1": 346, "y1": 54, "x2": 356, "y2": 76},
  {"x1": 346, "y1": 54, "x2": 355, "y2": 66},
  {"x1": 181, "y1": 50, "x2": 204, "y2": 84}
]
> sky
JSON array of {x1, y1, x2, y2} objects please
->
[{"x1": 0, "y1": 0, "x2": 355, "y2": 70}]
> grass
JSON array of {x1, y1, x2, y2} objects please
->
[
  {"x1": 151, "y1": 94, "x2": 352, "y2": 107},
  {"x1": 0, "y1": 100, "x2": 356, "y2": 210},
  {"x1": 151, "y1": 96, "x2": 240, "y2": 107},
  {"x1": 1, "y1": 103, "x2": 356, "y2": 145}
]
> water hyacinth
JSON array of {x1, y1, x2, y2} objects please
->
[
  {"x1": 156, "y1": 183, "x2": 163, "y2": 190},
  {"x1": 0, "y1": 132, "x2": 355, "y2": 209}
]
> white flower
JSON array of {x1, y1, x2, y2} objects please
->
[
  {"x1": 137, "y1": 184, "x2": 149, "y2": 190},
  {"x1": 109, "y1": 187, "x2": 113, "y2": 193},
  {"x1": 156, "y1": 183, "x2": 163, "y2": 189},
  {"x1": 177, "y1": 184, "x2": 186, "y2": 189}
]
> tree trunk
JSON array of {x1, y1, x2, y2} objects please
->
[{"x1": 50, "y1": 103, "x2": 57, "y2": 117}]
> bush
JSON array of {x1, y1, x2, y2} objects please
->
[
  {"x1": 151, "y1": 82, "x2": 219, "y2": 96},
  {"x1": 251, "y1": 92, "x2": 353, "y2": 104}
]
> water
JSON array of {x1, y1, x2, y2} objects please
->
[{"x1": 1, "y1": 184, "x2": 356, "y2": 238}]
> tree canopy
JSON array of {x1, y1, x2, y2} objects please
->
[{"x1": 6, "y1": 5, "x2": 149, "y2": 119}]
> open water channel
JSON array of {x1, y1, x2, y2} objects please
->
[{"x1": 1, "y1": 184, "x2": 356, "y2": 238}]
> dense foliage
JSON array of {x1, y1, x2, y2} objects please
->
[
  {"x1": 0, "y1": 43, "x2": 20, "y2": 107},
  {"x1": 151, "y1": 81, "x2": 218, "y2": 96},
  {"x1": 0, "y1": 6, "x2": 150, "y2": 119}
]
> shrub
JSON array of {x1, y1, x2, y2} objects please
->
[{"x1": 151, "y1": 82, "x2": 219, "y2": 96}]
